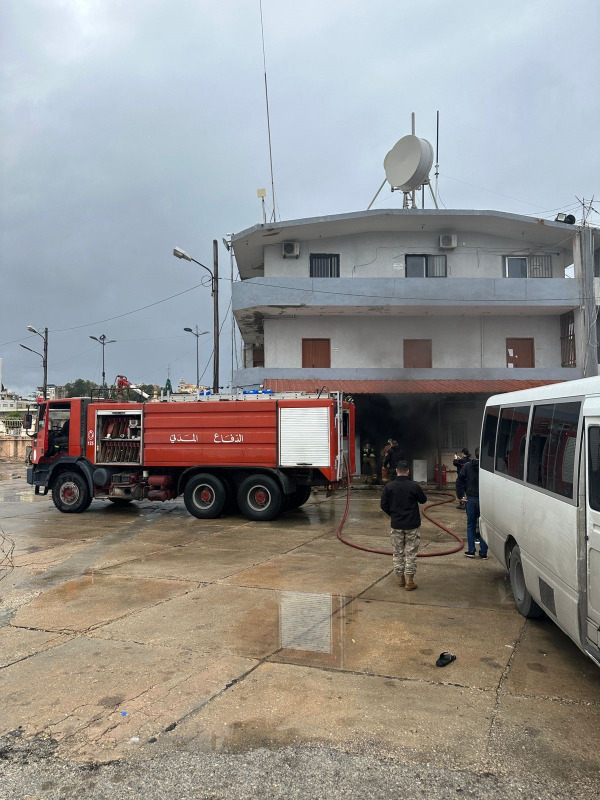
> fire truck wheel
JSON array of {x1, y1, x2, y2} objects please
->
[
  {"x1": 52, "y1": 471, "x2": 92, "y2": 513},
  {"x1": 237, "y1": 475, "x2": 283, "y2": 521},
  {"x1": 291, "y1": 485, "x2": 312, "y2": 509},
  {"x1": 184, "y1": 473, "x2": 227, "y2": 519}
]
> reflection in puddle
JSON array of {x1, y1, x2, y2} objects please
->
[
  {"x1": 277, "y1": 591, "x2": 352, "y2": 669},
  {"x1": 0, "y1": 492, "x2": 37, "y2": 503}
]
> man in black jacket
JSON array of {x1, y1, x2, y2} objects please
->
[
  {"x1": 380, "y1": 461, "x2": 427, "y2": 591},
  {"x1": 383, "y1": 440, "x2": 406, "y2": 482},
  {"x1": 456, "y1": 448, "x2": 488, "y2": 559}
]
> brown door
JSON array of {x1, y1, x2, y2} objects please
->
[
  {"x1": 403, "y1": 339, "x2": 432, "y2": 368},
  {"x1": 302, "y1": 338, "x2": 331, "y2": 368},
  {"x1": 506, "y1": 338, "x2": 535, "y2": 368}
]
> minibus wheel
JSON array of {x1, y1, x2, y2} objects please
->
[{"x1": 509, "y1": 545, "x2": 544, "y2": 618}]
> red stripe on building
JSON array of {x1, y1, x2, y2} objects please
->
[{"x1": 263, "y1": 379, "x2": 564, "y2": 394}]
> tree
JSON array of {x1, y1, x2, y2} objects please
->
[{"x1": 64, "y1": 379, "x2": 100, "y2": 398}]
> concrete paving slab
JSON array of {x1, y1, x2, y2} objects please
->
[
  {"x1": 489, "y1": 692, "x2": 600, "y2": 783},
  {"x1": 222, "y1": 547, "x2": 391, "y2": 595},
  {"x1": 504, "y1": 618, "x2": 600, "y2": 702},
  {"x1": 176, "y1": 661, "x2": 496, "y2": 769},
  {"x1": 12, "y1": 574, "x2": 195, "y2": 632},
  {"x1": 97, "y1": 583, "x2": 287, "y2": 658},
  {"x1": 99, "y1": 538, "x2": 310, "y2": 582},
  {"x1": 271, "y1": 597, "x2": 522, "y2": 690},
  {"x1": 362, "y1": 561, "x2": 514, "y2": 611},
  {"x1": 0, "y1": 626, "x2": 70, "y2": 668},
  {"x1": 0, "y1": 635, "x2": 257, "y2": 760},
  {"x1": 12, "y1": 539, "x2": 89, "y2": 568}
]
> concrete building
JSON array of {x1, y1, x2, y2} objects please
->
[{"x1": 231, "y1": 209, "x2": 598, "y2": 480}]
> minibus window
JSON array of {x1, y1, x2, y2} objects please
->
[
  {"x1": 527, "y1": 401, "x2": 581, "y2": 499},
  {"x1": 481, "y1": 407, "x2": 499, "y2": 472},
  {"x1": 588, "y1": 426, "x2": 600, "y2": 512},
  {"x1": 495, "y1": 406, "x2": 530, "y2": 479}
]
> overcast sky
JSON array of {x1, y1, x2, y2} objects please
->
[{"x1": 1, "y1": 0, "x2": 598, "y2": 396}]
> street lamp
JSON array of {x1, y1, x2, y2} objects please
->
[
  {"x1": 173, "y1": 242, "x2": 220, "y2": 394},
  {"x1": 20, "y1": 326, "x2": 48, "y2": 399},
  {"x1": 89, "y1": 334, "x2": 116, "y2": 393},
  {"x1": 183, "y1": 326, "x2": 209, "y2": 392}
]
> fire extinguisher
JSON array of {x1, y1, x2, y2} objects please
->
[{"x1": 434, "y1": 464, "x2": 447, "y2": 485}]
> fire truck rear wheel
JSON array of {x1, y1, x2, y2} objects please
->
[
  {"x1": 52, "y1": 471, "x2": 92, "y2": 513},
  {"x1": 184, "y1": 473, "x2": 227, "y2": 519},
  {"x1": 237, "y1": 475, "x2": 282, "y2": 521}
]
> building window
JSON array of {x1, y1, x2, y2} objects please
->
[
  {"x1": 506, "y1": 338, "x2": 535, "y2": 368},
  {"x1": 253, "y1": 347, "x2": 264, "y2": 368},
  {"x1": 403, "y1": 339, "x2": 432, "y2": 368},
  {"x1": 560, "y1": 311, "x2": 576, "y2": 367},
  {"x1": 441, "y1": 421, "x2": 467, "y2": 450},
  {"x1": 505, "y1": 255, "x2": 552, "y2": 278},
  {"x1": 310, "y1": 254, "x2": 340, "y2": 278},
  {"x1": 302, "y1": 338, "x2": 331, "y2": 368},
  {"x1": 405, "y1": 254, "x2": 447, "y2": 278}
]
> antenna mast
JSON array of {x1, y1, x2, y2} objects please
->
[
  {"x1": 435, "y1": 110, "x2": 440, "y2": 205},
  {"x1": 259, "y1": 0, "x2": 277, "y2": 222}
]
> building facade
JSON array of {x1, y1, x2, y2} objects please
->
[{"x1": 231, "y1": 209, "x2": 597, "y2": 480}]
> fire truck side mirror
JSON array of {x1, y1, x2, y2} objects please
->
[{"x1": 23, "y1": 413, "x2": 33, "y2": 430}]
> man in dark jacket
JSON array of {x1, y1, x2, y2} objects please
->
[
  {"x1": 383, "y1": 441, "x2": 406, "y2": 481},
  {"x1": 456, "y1": 448, "x2": 488, "y2": 559},
  {"x1": 380, "y1": 461, "x2": 427, "y2": 590},
  {"x1": 453, "y1": 448, "x2": 470, "y2": 509}
]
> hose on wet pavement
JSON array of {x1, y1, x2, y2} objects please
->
[{"x1": 335, "y1": 456, "x2": 464, "y2": 557}]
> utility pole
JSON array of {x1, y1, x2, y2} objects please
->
[
  {"x1": 573, "y1": 223, "x2": 598, "y2": 378},
  {"x1": 42, "y1": 327, "x2": 48, "y2": 399},
  {"x1": 213, "y1": 239, "x2": 219, "y2": 395}
]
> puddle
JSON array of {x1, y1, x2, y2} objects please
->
[{"x1": 0, "y1": 492, "x2": 37, "y2": 503}]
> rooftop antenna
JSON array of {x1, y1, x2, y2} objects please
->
[
  {"x1": 366, "y1": 112, "x2": 438, "y2": 211},
  {"x1": 434, "y1": 110, "x2": 440, "y2": 205},
  {"x1": 257, "y1": 188, "x2": 267, "y2": 223},
  {"x1": 259, "y1": 0, "x2": 277, "y2": 222}
]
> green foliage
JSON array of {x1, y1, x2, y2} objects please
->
[
  {"x1": 138, "y1": 384, "x2": 156, "y2": 397},
  {"x1": 64, "y1": 378, "x2": 100, "y2": 398},
  {"x1": 6, "y1": 411, "x2": 23, "y2": 419}
]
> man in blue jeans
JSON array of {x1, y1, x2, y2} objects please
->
[{"x1": 456, "y1": 448, "x2": 488, "y2": 559}]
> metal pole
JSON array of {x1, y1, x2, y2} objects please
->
[
  {"x1": 213, "y1": 239, "x2": 219, "y2": 394},
  {"x1": 43, "y1": 328, "x2": 48, "y2": 400},
  {"x1": 102, "y1": 339, "x2": 106, "y2": 391},
  {"x1": 437, "y1": 398, "x2": 443, "y2": 490},
  {"x1": 195, "y1": 326, "x2": 200, "y2": 391}
]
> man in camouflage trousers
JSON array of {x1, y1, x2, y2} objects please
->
[{"x1": 380, "y1": 460, "x2": 428, "y2": 591}]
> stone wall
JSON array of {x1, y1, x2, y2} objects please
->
[{"x1": 0, "y1": 437, "x2": 30, "y2": 462}]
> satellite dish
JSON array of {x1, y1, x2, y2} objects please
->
[{"x1": 384, "y1": 135, "x2": 434, "y2": 191}]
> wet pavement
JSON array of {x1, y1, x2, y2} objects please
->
[{"x1": 0, "y1": 462, "x2": 599, "y2": 797}]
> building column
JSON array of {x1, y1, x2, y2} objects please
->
[{"x1": 573, "y1": 227, "x2": 598, "y2": 378}]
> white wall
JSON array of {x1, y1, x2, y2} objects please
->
[
  {"x1": 264, "y1": 231, "x2": 567, "y2": 280},
  {"x1": 264, "y1": 315, "x2": 562, "y2": 369}
]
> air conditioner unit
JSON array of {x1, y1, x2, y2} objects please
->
[
  {"x1": 282, "y1": 241, "x2": 300, "y2": 258},
  {"x1": 439, "y1": 234, "x2": 457, "y2": 249}
]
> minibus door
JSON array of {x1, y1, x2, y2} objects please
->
[{"x1": 585, "y1": 423, "x2": 600, "y2": 645}]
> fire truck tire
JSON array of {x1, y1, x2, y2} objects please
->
[
  {"x1": 237, "y1": 475, "x2": 283, "y2": 521},
  {"x1": 509, "y1": 544, "x2": 544, "y2": 619},
  {"x1": 284, "y1": 485, "x2": 312, "y2": 511},
  {"x1": 52, "y1": 471, "x2": 92, "y2": 513},
  {"x1": 184, "y1": 473, "x2": 227, "y2": 519}
]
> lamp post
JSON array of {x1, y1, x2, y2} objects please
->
[
  {"x1": 183, "y1": 326, "x2": 209, "y2": 392},
  {"x1": 20, "y1": 326, "x2": 48, "y2": 399},
  {"x1": 173, "y1": 242, "x2": 220, "y2": 394},
  {"x1": 89, "y1": 334, "x2": 116, "y2": 393}
]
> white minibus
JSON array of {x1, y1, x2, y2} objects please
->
[{"x1": 480, "y1": 376, "x2": 600, "y2": 666}]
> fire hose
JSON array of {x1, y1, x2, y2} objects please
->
[{"x1": 336, "y1": 456, "x2": 464, "y2": 557}]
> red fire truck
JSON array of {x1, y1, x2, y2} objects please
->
[{"x1": 25, "y1": 391, "x2": 355, "y2": 521}]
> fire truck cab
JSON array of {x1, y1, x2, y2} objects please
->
[{"x1": 26, "y1": 392, "x2": 355, "y2": 522}]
